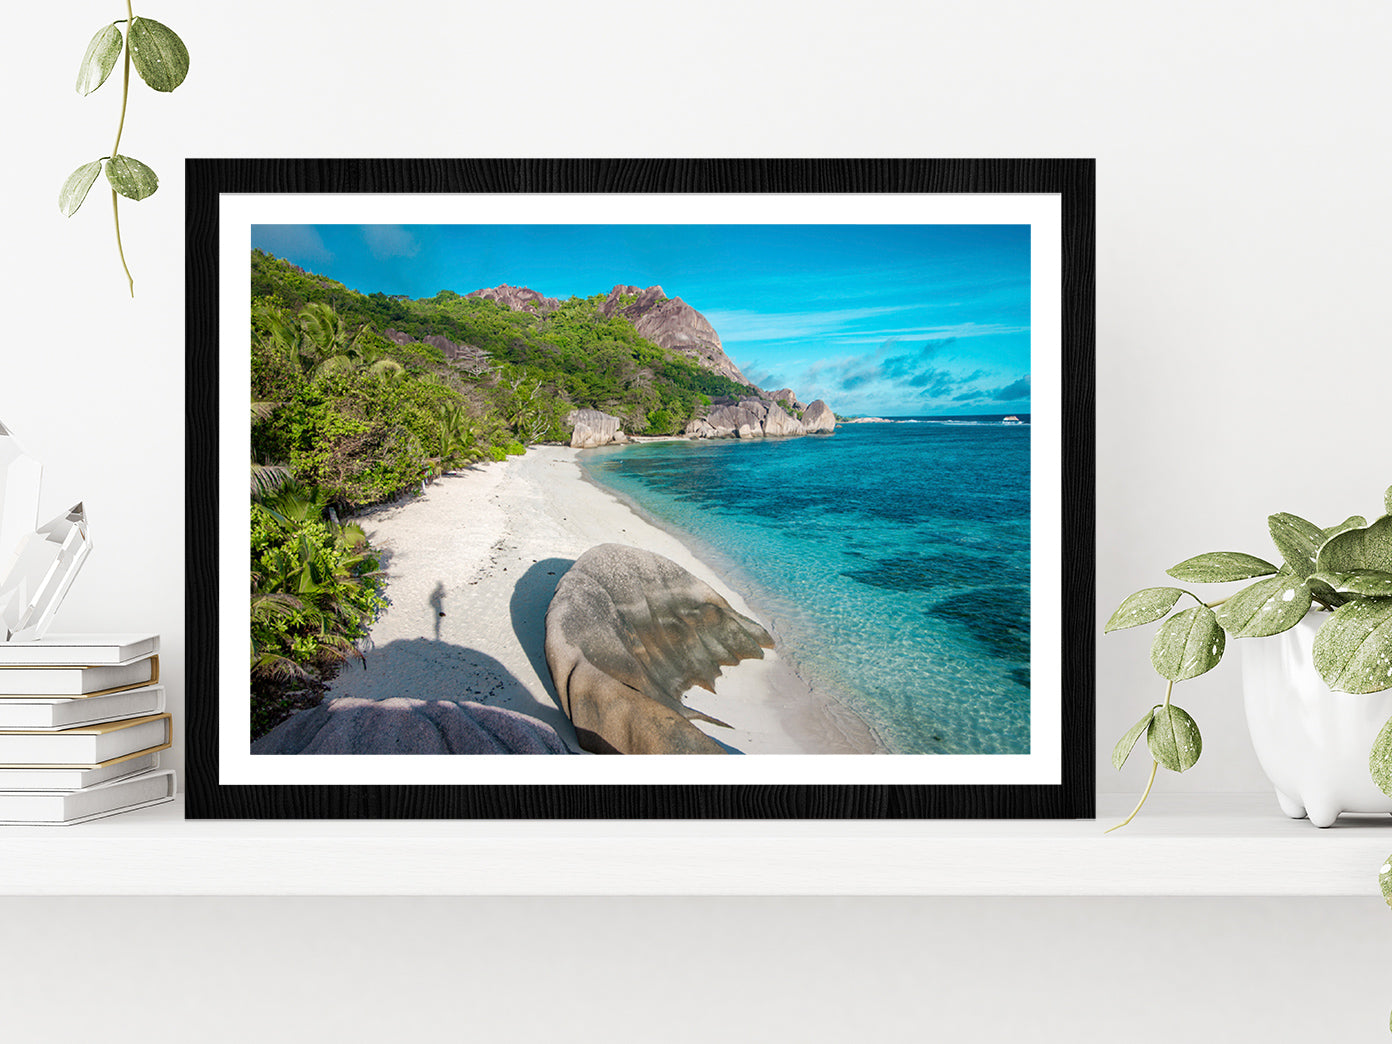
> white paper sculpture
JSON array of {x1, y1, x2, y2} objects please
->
[
  {"x1": 0, "y1": 503, "x2": 92, "y2": 642},
  {"x1": 0, "y1": 423, "x2": 92, "y2": 642}
]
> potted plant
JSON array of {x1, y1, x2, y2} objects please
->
[{"x1": 1105, "y1": 484, "x2": 1392, "y2": 967}]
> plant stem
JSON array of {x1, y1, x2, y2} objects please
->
[
  {"x1": 1106, "y1": 759, "x2": 1158, "y2": 833},
  {"x1": 1107, "y1": 679, "x2": 1175, "y2": 832},
  {"x1": 111, "y1": 0, "x2": 135, "y2": 297},
  {"x1": 1182, "y1": 591, "x2": 1229, "y2": 610},
  {"x1": 111, "y1": 190, "x2": 132, "y2": 297}
]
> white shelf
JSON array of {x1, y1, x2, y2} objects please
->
[{"x1": 0, "y1": 794, "x2": 1387, "y2": 896}]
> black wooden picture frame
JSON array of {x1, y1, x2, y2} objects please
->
[{"x1": 185, "y1": 157, "x2": 1094, "y2": 819}]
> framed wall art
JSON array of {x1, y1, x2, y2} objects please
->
[{"x1": 185, "y1": 157, "x2": 1095, "y2": 818}]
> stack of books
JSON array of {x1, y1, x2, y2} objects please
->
[{"x1": 0, "y1": 633, "x2": 174, "y2": 825}]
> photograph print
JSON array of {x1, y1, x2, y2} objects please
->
[{"x1": 236, "y1": 199, "x2": 1063, "y2": 790}]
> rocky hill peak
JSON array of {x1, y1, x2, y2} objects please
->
[
  {"x1": 466, "y1": 284, "x2": 561, "y2": 314},
  {"x1": 599, "y1": 285, "x2": 753, "y2": 387}
]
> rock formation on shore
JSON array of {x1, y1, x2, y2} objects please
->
[
  {"x1": 251, "y1": 696, "x2": 571, "y2": 754},
  {"x1": 767, "y1": 388, "x2": 805, "y2": 411},
  {"x1": 567, "y1": 408, "x2": 628, "y2": 449},
  {"x1": 684, "y1": 398, "x2": 837, "y2": 439},
  {"x1": 465, "y1": 284, "x2": 561, "y2": 314},
  {"x1": 801, "y1": 400, "x2": 836, "y2": 433},
  {"x1": 599, "y1": 285, "x2": 754, "y2": 386},
  {"x1": 544, "y1": 544, "x2": 774, "y2": 754}
]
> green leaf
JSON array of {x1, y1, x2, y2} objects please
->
[
  {"x1": 1317, "y1": 515, "x2": 1392, "y2": 575},
  {"x1": 1214, "y1": 576, "x2": 1312, "y2": 638},
  {"x1": 1147, "y1": 704, "x2": 1202, "y2": 772},
  {"x1": 1166, "y1": 551, "x2": 1278, "y2": 583},
  {"x1": 128, "y1": 17, "x2": 189, "y2": 92},
  {"x1": 57, "y1": 160, "x2": 104, "y2": 217},
  {"x1": 1324, "y1": 515, "x2": 1367, "y2": 540},
  {"x1": 1104, "y1": 588, "x2": 1185, "y2": 633},
  {"x1": 1308, "y1": 570, "x2": 1392, "y2": 599},
  {"x1": 1267, "y1": 513, "x2": 1325, "y2": 579},
  {"x1": 104, "y1": 155, "x2": 158, "y2": 201},
  {"x1": 1305, "y1": 573, "x2": 1350, "y2": 609},
  {"x1": 75, "y1": 24, "x2": 123, "y2": 96},
  {"x1": 1385, "y1": 486, "x2": 1391, "y2": 516},
  {"x1": 1312, "y1": 598, "x2": 1392, "y2": 694},
  {"x1": 1371, "y1": 717, "x2": 1392, "y2": 798},
  {"x1": 1150, "y1": 605, "x2": 1226, "y2": 681},
  {"x1": 1380, "y1": 849, "x2": 1392, "y2": 910},
  {"x1": 1112, "y1": 708, "x2": 1157, "y2": 770}
]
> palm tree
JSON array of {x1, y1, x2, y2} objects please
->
[
  {"x1": 250, "y1": 400, "x2": 291, "y2": 497},
  {"x1": 249, "y1": 590, "x2": 306, "y2": 681},
  {"x1": 256, "y1": 300, "x2": 409, "y2": 382},
  {"x1": 250, "y1": 482, "x2": 385, "y2": 678},
  {"x1": 436, "y1": 402, "x2": 477, "y2": 464}
]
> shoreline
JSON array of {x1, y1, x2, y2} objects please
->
[
  {"x1": 322, "y1": 444, "x2": 882, "y2": 755},
  {"x1": 573, "y1": 446, "x2": 888, "y2": 754}
]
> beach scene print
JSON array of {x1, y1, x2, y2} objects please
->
[{"x1": 248, "y1": 225, "x2": 1031, "y2": 756}]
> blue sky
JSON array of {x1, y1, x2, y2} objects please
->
[{"x1": 252, "y1": 224, "x2": 1031, "y2": 416}]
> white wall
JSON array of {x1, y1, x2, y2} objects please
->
[{"x1": 2, "y1": 2, "x2": 1389, "y2": 1039}]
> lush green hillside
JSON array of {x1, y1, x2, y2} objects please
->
[{"x1": 251, "y1": 249, "x2": 754, "y2": 479}]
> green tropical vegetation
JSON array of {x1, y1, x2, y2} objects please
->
[
  {"x1": 250, "y1": 483, "x2": 389, "y2": 738},
  {"x1": 249, "y1": 249, "x2": 756, "y2": 736}
]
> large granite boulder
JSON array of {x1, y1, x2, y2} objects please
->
[
  {"x1": 762, "y1": 403, "x2": 805, "y2": 436},
  {"x1": 768, "y1": 388, "x2": 805, "y2": 411},
  {"x1": 802, "y1": 400, "x2": 836, "y2": 433},
  {"x1": 738, "y1": 398, "x2": 771, "y2": 421},
  {"x1": 704, "y1": 403, "x2": 764, "y2": 438},
  {"x1": 544, "y1": 544, "x2": 774, "y2": 754},
  {"x1": 568, "y1": 408, "x2": 624, "y2": 448},
  {"x1": 252, "y1": 696, "x2": 571, "y2": 754}
]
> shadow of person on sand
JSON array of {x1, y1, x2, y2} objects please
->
[
  {"x1": 428, "y1": 581, "x2": 446, "y2": 640},
  {"x1": 509, "y1": 558, "x2": 575, "y2": 706},
  {"x1": 325, "y1": 636, "x2": 579, "y2": 751}
]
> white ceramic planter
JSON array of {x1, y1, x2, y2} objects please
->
[{"x1": 1241, "y1": 613, "x2": 1392, "y2": 827}]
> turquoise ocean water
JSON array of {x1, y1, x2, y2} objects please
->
[{"x1": 580, "y1": 418, "x2": 1031, "y2": 755}]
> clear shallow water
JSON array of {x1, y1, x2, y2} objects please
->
[{"x1": 580, "y1": 419, "x2": 1031, "y2": 755}]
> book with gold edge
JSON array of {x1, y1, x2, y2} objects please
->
[
  {"x1": 0, "y1": 713, "x2": 172, "y2": 767},
  {"x1": 0, "y1": 655, "x2": 158, "y2": 696},
  {"x1": 0, "y1": 684, "x2": 165, "y2": 730},
  {"x1": 0, "y1": 749, "x2": 161, "y2": 790}
]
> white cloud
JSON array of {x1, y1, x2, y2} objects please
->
[{"x1": 702, "y1": 305, "x2": 911, "y2": 343}]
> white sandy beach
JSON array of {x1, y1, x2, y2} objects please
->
[{"x1": 319, "y1": 443, "x2": 878, "y2": 755}]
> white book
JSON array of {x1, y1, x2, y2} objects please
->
[
  {"x1": 0, "y1": 654, "x2": 159, "y2": 696},
  {"x1": 0, "y1": 633, "x2": 159, "y2": 666},
  {"x1": 0, "y1": 768, "x2": 176, "y2": 825},
  {"x1": 0, "y1": 685, "x2": 165, "y2": 730},
  {"x1": 0, "y1": 750, "x2": 161, "y2": 790},
  {"x1": 0, "y1": 714, "x2": 171, "y2": 767}
]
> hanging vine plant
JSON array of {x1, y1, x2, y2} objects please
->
[{"x1": 58, "y1": 5, "x2": 189, "y2": 296}]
